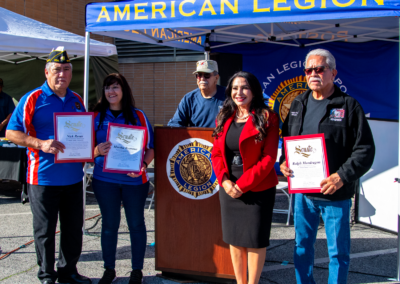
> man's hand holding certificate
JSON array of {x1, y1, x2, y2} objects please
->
[{"x1": 282, "y1": 134, "x2": 331, "y2": 194}]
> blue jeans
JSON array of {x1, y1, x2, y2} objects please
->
[
  {"x1": 92, "y1": 178, "x2": 149, "y2": 270},
  {"x1": 294, "y1": 194, "x2": 351, "y2": 284}
]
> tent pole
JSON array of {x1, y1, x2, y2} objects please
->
[
  {"x1": 82, "y1": 31, "x2": 91, "y2": 234},
  {"x1": 205, "y1": 33, "x2": 211, "y2": 60},
  {"x1": 397, "y1": 17, "x2": 400, "y2": 282},
  {"x1": 84, "y1": 32, "x2": 90, "y2": 109}
]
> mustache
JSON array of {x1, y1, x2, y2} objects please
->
[
  {"x1": 199, "y1": 81, "x2": 209, "y2": 85},
  {"x1": 309, "y1": 77, "x2": 322, "y2": 83}
]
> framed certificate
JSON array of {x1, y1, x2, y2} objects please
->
[
  {"x1": 284, "y1": 133, "x2": 330, "y2": 194},
  {"x1": 103, "y1": 123, "x2": 147, "y2": 174},
  {"x1": 54, "y1": 112, "x2": 95, "y2": 163}
]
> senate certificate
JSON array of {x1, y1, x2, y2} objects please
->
[
  {"x1": 284, "y1": 134, "x2": 330, "y2": 194},
  {"x1": 54, "y1": 112, "x2": 94, "y2": 163},
  {"x1": 103, "y1": 123, "x2": 147, "y2": 174}
]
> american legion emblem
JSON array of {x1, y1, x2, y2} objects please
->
[
  {"x1": 167, "y1": 138, "x2": 219, "y2": 200},
  {"x1": 268, "y1": 75, "x2": 308, "y2": 137}
]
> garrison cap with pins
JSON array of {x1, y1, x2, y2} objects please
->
[{"x1": 46, "y1": 46, "x2": 71, "y2": 63}]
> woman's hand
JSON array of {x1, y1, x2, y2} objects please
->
[
  {"x1": 128, "y1": 149, "x2": 154, "y2": 179},
  {"x1": 94, "y1": 141, "x2": 112, "y2": 157},
  {"x1": 222, "y1": 179, "x2": 242, "y2": 198},
  {"x1": 234, "y1": 184, "x2": 243, "y2": 195},
  {"x1": 127, "y1": 163, "x2": 147, "y2": 178}
]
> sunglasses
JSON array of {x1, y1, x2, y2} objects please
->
[
  {"x1": 195, "y1": 73, "x2": 212, "y2": 79},
  {"x1": 303, "y1": 66, "x2": 330, "y2": 76}
]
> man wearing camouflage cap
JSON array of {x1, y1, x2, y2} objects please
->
[
  {"x1": 6, "y1": 47, "x2": 91, "y2": 284},
  {"x1": 168, "y1": 59, "x2": 225, "y2": 127}
]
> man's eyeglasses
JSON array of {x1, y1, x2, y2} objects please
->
[
  {"x1": 195, "y1": 73, "x2": 213, "y2": 79},
  {"x1": 304, "y1": 66, "x2": 330, "y2": 76}
]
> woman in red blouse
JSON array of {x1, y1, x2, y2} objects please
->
[{"x1": 212, "y1": 71, "x2": 279, "y2": 284}]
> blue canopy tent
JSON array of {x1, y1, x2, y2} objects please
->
[{"x1": 85, "y1": 0, "x2": 400, "y2": 279}]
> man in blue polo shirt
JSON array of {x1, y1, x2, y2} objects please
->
[
  {"x1": 168, "y1": 60, "x2": 225, "y2": 127},
  {"x1": 6, "y1": 47, "x2": 91, "y2": 284}
]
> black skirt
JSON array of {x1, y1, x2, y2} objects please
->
[{"x1": 219, "y1": 186, "x2": 276, "y2": 248}]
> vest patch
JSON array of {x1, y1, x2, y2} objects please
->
[{"x1": 330, "y1": 109, "x2": 345, "y2": 121}]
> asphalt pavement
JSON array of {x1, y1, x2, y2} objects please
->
[{"x1": 0, "y1": 179, "x2": 399, "y2": 284}]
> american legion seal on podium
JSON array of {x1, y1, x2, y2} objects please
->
[{"x1": 167, "y1": 138, "x2": 219, "y2": 200}]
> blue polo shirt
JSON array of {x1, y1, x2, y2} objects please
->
[
  {"x1": 167, "y1": 85, "x2": 226, "y2": 128},
  {"x1": 93, "y1": 108, "x2": 154, "y2": 185},
  {"x1": 7, "y1": 81, "x2": 85, "y2": 186}
]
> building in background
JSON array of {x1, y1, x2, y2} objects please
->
[{"x1": 0, "y1": 0, "x2": 208, "y2": 126}]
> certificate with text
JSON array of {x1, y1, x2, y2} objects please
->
[
  {"x1": 284, "y1": 134, "x2": 330, "y2": 193},
  {"x1": 54, "y1": 112, "x2": 94, "y2": 163},
  {"x1": 103, "y1": 123, "x2": 147, "y2": 174}
]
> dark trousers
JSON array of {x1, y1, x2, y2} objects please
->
[
  {"x1": 28, "y1": 181, "x2": 84, "y2": 282},
  {"x1": 92, "y1": 178, "x2": 149, "y2": 270}
]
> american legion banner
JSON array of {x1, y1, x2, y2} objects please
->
[
  {"x1": 212, "y1": 39, "x2": 398, "y2": 174},
  {"x1": 214, "y1": 39, "x2": 399, "y2": 138}
]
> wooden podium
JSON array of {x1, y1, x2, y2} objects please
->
[{"x1": 154, "y1": 127, "x2": 235, "y2": 280}]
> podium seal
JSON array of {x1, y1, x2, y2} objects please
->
[{"x1": 167, "y1": 138, "x2": 219, "y2": 200}]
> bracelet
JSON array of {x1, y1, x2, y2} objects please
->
[{"x1": 143, "y1": 161, "x2": 148, "y2": 168}]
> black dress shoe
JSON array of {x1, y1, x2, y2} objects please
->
[
  {"x1": 42, "y1": 280, "x2": 55, "y2": 284},
  {"x1": 58, "y1": 273, "x2": 92, "y2": 284},
  {"x1": 128, "y1": 270, "x2": 143, "y2": 284}
]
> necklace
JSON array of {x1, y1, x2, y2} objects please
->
[{"x1": 236, "y1": 112, "x2": 249, "y2": 120}]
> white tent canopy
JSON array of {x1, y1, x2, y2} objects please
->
[{"x1": 0, "y1": 7, "x2": 117, "y2": 64}]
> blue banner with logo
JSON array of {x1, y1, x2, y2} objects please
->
[
  {"x1": 213, "y1": 39, "x2": 398, "y2": 175},
  {"x1": 213, "y1": 39, "x2": 399, "y2": 135},
  {"x1": 86, "y1": 0, "x2": 400, "y2": 32}
]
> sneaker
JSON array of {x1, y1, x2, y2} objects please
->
[
  {"x1": 129, "y1": 269, "x2": 143, "y2": 284},
  {"x1": 99, "y1": 268, "x2": 117, "y2": 284}
]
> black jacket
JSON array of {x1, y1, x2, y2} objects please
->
[{"x1": 279, "y1": 85, "x2": 375, "y2": 201}]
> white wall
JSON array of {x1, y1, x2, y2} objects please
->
[{"x1": 358, "y1": 120, "x2": 399, "y2": 233}]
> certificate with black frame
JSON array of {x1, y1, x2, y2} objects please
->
[
  {"x1": 54, "y1": 112, "x2": 95, "y2": 163},
  {"x1": 103, "y1": 122, "x2": 147, "y2": 174},
  {"x1": 284, "y1": 133, "x2": 330, "y2": 194}
]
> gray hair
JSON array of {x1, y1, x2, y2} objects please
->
[
  {"x1": 305, "y1": 49, "x2": 336, "y2": 70},
  {"x1": 45, "y1": 62, "x2": 73, "y2": 72}
]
